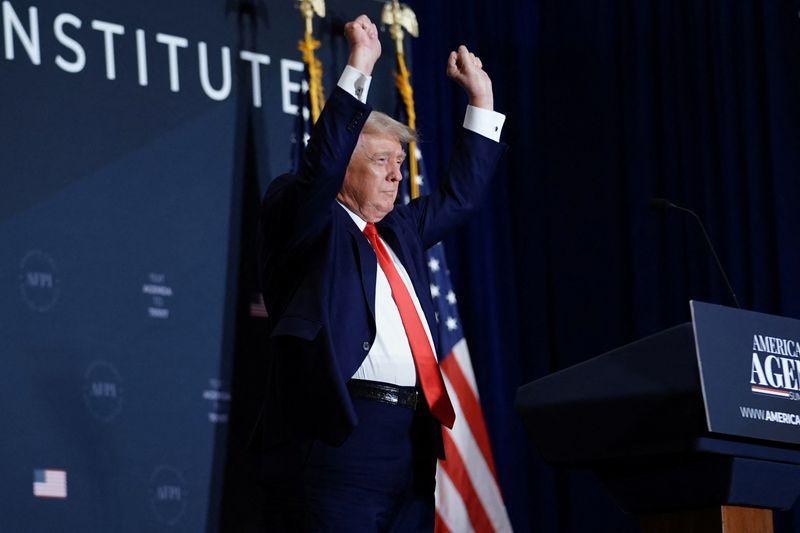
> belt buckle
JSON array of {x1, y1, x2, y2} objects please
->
[{"x1": 381, "y1": 389, "x2": 399, "y2": 405}]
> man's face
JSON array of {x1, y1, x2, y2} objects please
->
[{"x1": 338, "y1": 133, "x2": 406, "y2": 223}]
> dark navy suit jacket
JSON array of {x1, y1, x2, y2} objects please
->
[{"x1": 257, "y1": 87, "x2": 505, "y2": 450}]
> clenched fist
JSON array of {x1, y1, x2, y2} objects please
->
[
  {"x1": 447, "y1": 45, "x2": 493, "y2": 110},
  {"x1": 344, "y1": 14, "x2": 381, "y2": 76}
]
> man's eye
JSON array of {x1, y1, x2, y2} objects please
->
[{"x1": 374, "y1": 156, "x2": 389, "y2": 165}]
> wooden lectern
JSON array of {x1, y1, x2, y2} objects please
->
[{"x1": 515, "y1": 303, "x2": 800, "y2": 533}]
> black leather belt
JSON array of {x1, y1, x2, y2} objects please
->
[{"x1": 347, "y1": 379, "x2": 419, "y2": 410}]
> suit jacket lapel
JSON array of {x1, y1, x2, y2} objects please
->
[
  {"x1": 376, "y1": 222, "x2": 410, "y2": 273},
  {"x1": 339, "y1": 208, "x2": 377, "y2": 322}
]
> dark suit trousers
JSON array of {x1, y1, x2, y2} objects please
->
[{"x1": 260, "y1": 395, "x2": 439, "y2": 532}]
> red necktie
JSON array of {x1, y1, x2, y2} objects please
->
[{"x1": 363, "y1": 222, "x2": 456, "y2": 428}]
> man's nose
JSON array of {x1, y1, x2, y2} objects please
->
[{"x1": 388, "y1": 160, "x2": 403, "y2": 182}]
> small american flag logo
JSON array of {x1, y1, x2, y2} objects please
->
[{"x1": 33, "y1": 469, "x2": 67, "y2": 499}]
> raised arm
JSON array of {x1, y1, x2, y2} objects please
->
[
  {"x1": 258, "y1": 15, "x2": 382, "y2": 298},
  {"x1": 402, "y1": 46, "x2": 506, "y2": 247},
  {"x1": 262, "y1": 14, "x2": 382, "y2": 243}
]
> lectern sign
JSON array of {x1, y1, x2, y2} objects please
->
[{"x1": 692, "y1": 301, "x2": 800, "y2": 444}]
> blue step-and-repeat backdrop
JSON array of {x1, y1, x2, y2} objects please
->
[{"x1": 0, "y1": 0, "x2": 398, "y2": 530}]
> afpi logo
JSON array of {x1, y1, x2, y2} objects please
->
[
  {"x1": 18, "y1": 250, "x2": 60, "y2": 312},
  {"x1": 149, "y1": 466, "x2": 188, "y2": 525},
  {"x1": 83, "y1": 360, "x2": 123, "y2": 422}
]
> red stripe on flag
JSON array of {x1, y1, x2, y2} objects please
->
[
  {"x1": 441, "y1": 353, "x2": 498, "y2": 477},
  {"x1": 440, "y1": 429, "x2": 494, "y2": 532},
  {"x1": 434, "y1": 511, "x2": 454, "y2": 533}
]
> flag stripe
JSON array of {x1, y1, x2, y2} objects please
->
[
  {"x1": 434, "y1": 513, "x2": 454, "y2": 533},
  {"x1": 451, "y1": 338, "x2": 479, "y2": 394},
  {"x1": 443, "y1": 371, "x2": 513, "y2": 532},
  {"x1": 435, "y1": 466, "x2": 474, "y2": 533},
  {"x1": 442, "y1": 345, "x2": 498, "y2": 476},
  {"x1": 33, "y1": 490, "x2": 66, "y2": 497},
  {"x1": 440, "y1": 430, "x2": 494, "y2": 532}
]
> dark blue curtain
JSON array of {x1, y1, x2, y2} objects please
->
[{"x1": 408, "y1": 0, "x2": 800, "y2": 531}]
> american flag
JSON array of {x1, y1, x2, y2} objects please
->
[
  {"x1": 33, "y1": 469, "x2": 67, "y2": 499},
  {"x1": 405, "y1": 148, "x2": 512, "y2": 532}
]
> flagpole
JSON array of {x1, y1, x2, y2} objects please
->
[
  {"x1": 297, "y1": 0, "x2": 326, "y2": 124},
  {"x1": 381, "y1": 0, "x2": 420, "y2": 199}
]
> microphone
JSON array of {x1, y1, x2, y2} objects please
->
[{"x1": 650, "y1": 197, "x2": 741, "y2": 309}]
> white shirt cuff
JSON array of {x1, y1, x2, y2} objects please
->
[
  {"x1": 463, "y1": 105, "x2": 506, "y2": 142},
  {"x1": 337, "y1": 65, "x2": 372, "y2": 103}
]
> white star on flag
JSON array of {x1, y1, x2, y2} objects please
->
[
  {"x1": 430, "y1": 284, "x2": 440, "y2": 298},
  {"x1": 415, "y1": 174, "x2": 424, "y2": 186},
  {"x1": 428, "y1": 257, "x2": 440, "y2": 272},
  {"x1": 445, "y1": 316, "x2": 458, "y2": 331},
  {"x1": 446, "y1": 290, "x2": 457, "y2": 305}
]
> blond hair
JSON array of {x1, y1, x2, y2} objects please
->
[{"x1": 361, "y1": 111, "x2": 417, "y2": 144}]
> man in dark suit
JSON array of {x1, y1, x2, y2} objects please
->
[{"x1": 257, "y1": 13, "x2": 505, "y2": 532}]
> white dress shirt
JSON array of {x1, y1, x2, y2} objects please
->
[{"x1": 341, "y1": 203, "x2": 432, "y2": 386}]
